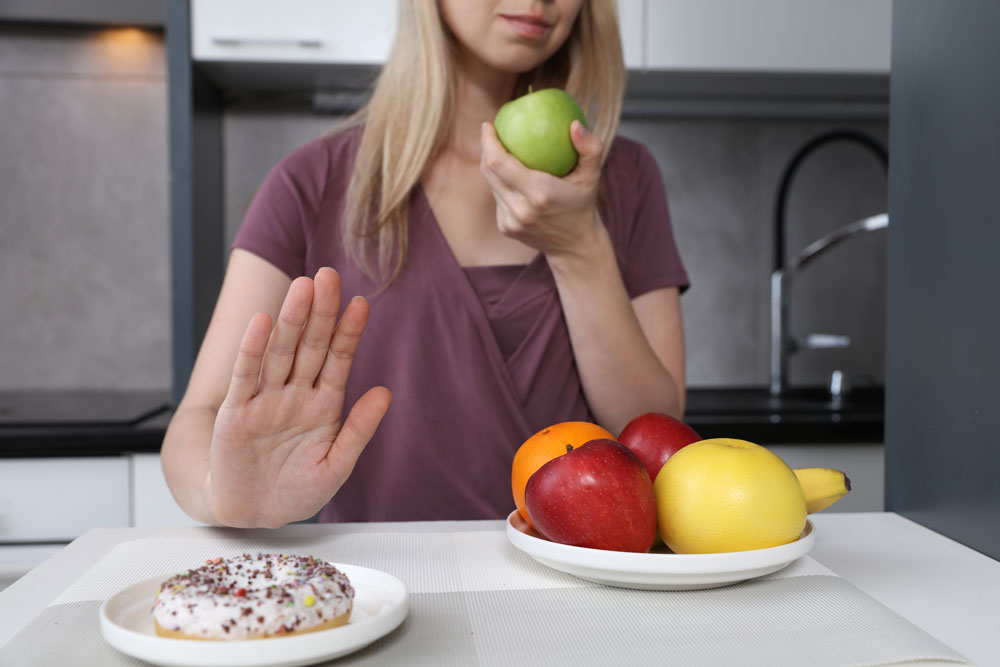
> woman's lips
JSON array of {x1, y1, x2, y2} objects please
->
[{"x1": 501, "y1": 14, "x2": 552, "y2": 40}]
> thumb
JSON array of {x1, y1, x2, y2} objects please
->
[
  {"x1": 326, "y1": 386, "x2": 392, "y2": 475},
  {"x1": 570, "y1": 120, "x2": 603, "y2": 175}
]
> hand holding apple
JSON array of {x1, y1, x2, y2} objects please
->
[
  {"x1": 480, "y1": 90, "x2": 605, "y2": 261},
  {"x1": 524, "y1": 439, "x2": 658, "y2": 553},
  {"x1": 617, "y1": 412, "x2": 702, "y2": 482}
]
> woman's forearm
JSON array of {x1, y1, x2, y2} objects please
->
[
  {"x1": 160, "y1": 405, "x2": 221, "y2": 525},
  {"x1": 547, "y1": 220, "x2": 684, "y2": 435}
]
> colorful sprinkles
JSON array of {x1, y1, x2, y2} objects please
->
[{"x1": 152, "y1": 554, "x2": 353, "y2": 641}]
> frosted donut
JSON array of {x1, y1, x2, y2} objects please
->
[{"x1": 152, "y1": 553, "x2": 353, "y2": 640}]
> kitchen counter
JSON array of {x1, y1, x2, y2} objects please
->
[
  {"x1": 684, "y1": 386, "x2": 884, "y2": 444},
  {"x1": 0, "y1": 512, "x2": 994, "y2": 665},
  {"x1": 0, "y1": 386, "x2": 882, "y2": 459},
  {"x1": 0, "y1": 390, "x2": 171, "y2": 458}
]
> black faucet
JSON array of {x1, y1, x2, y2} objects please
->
[{"x1": 769, "y1": 129, "x2": 889, "y2": 397}]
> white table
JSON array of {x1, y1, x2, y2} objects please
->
[{"x1": 0, "y1": 512, "x2": 996, "y2": 665}]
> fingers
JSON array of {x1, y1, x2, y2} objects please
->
[
  {"x1": 258, "y1": 276, "x2": 315, "y2": 389},
  {"x1": 222, "y1": 312, "x2": 272, "y2": 408},
  {"x1": 480, "y1": 122, "x2": 538, "y2": 194},
  {"x1": 567, "y1": 120, "x2": 604, "y2": 179},
  {"x1": 326, "y1": 386, "x2": 393, "y2": 474},
  {"x1": 287, "y1": 267, "x2": 342, "y2": 387},
  {"x1": 316, "y1": 295, "x2": 370, "y2": 391}
]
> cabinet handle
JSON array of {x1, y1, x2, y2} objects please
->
[{"x1": 211, "y1": 37, "x2": 324, "y2": 48}]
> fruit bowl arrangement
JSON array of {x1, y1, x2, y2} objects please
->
[
  {"x1": 505, "y1": 510, "x2": 816, "y2": 591},
  {"x1": 506, "y1": 414, "x2": 850, "y2": 590}
]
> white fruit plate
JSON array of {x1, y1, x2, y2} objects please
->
[
  {"x1": 506, "y1": 510, "x2": 815, "y2": 591},
  {"x1": 100, "y1": 563, "x2": 408, "y2": 667}
]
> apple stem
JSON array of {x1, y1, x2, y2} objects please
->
[{"x1": 565, "y1": 444, "x2": 574, "y2": 454}]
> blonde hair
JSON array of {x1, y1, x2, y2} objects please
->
[{"x1": 340, "y1": 0, "x2": 625, "y2": 284}]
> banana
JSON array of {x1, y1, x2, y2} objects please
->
[{"x1": 793, "y1": 468, "x2": 852, "y2": 513}]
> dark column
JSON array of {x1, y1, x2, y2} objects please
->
[
  {"x1": 166, "y1": 0, "x2": 224, "y2": 404},
  {"x1": 885, "y1": 0, "x2": 1000, "y2": 559}
]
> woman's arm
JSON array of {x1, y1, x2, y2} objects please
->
[
  {"x1": 547, "y1": 232, "x2": 686, "y2": 433},
  {"x1": 480, "y1": 122, "x2": 685, "y2": 435},
  {"x1": 161, "y1": 249, "x2": 391, "y2": 527},
  {"x1": 162, "y1": 250, "x2": 289, "y2": 524}
]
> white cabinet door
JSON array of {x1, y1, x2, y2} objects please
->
[
  {"x1": 647, "y1": 0, "x2": 891, "y2": 73},
  {"x1": 192, "y1": 0, "x2": 397, "y2": 63},
  {"x1": 617, "y1": 0, "x2": 645, "y2": 70},
  {"x1": 131, "y1": 454, "x2": 205, "y2": 528},
  {"x1": 0, "y1": 457, "x2": 130, "y2": 542},
  {"x1": 770, "y1": 444, "x2": 884, "y2": 512}
]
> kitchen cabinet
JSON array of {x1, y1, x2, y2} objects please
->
[
  {"x1": 771, "y1": 443, "x2": 883, "y2": 512},
  {"x1": 130, "y1": 453, "x2": 204, "y2": 528},
  {"x1": 188, "y1": 0, "x2": 889, "y2": 74},
  {"x1": 0, "y1": 457, "x2": 129, "y2": 543},
  {"x1": 644, "y1": 0, "x2": 891, "y2": 73},
  {"x1": 0, "y1": 452, "x2": 201, "y2": 591},
  {"x1": 191, "y1": 0, "x2": 642, "y2": 70},
  {"x1": 0, "y1": 454, "x2": 202, "y2": 537},
  {"x1": 191, "y1": 0, "x2": 396, "y2": 64},
  {"x1": 617, "y1": 0, "x2": 643, "y2": 70}
]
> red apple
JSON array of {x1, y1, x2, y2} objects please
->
[
  {"x1": 524, "y1": 439, "x2": 657, "y2": 552},
  {"x1": 617, "y1": 412, "x2": 701, "y2": 482}
]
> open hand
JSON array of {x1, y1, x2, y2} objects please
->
[
  {"x1": 207, "y1": 267, "x2": 391, "y2": 528},
  {"x1": 480, "y1": 120, "x2": 606, "y2": 260}
]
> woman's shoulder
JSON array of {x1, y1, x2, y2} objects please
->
[
  {"x1": 259, "y1": 123, "x2": 365, "y2": 210},
  {"x1": 275, "y1": 123, "x2": 364, "y2": 180}
]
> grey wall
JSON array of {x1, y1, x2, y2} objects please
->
[
  {"x1": 0, "y1": 26, "x2": 169, "y2": 391},
  {"x1": 1, "y1": 26, "x2": 888, "y2": 393}
]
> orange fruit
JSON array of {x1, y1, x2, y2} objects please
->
[{"x1": 512, "y1": 421, "x2": 616, "y2": 527}]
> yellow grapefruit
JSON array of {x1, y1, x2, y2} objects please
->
[{"x1": 653, "y1": 438, "x2": 807, "y2": 554}]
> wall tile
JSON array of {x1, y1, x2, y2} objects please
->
[
  {"x1": 0, "y1": 25, "x2": 163, "y2": 78},
  {"x1": 0, "y1": 29, "x2": 168, "y2": 390},
  {"x1": 620, "y1": 118, "x2": 888, "y2": 389}
]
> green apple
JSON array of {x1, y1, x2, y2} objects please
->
[{"x1": 493, "y1": 88, "x2": 588, "y2": 177}]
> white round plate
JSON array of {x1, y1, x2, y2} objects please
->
[
  {"x1": 506, "y1": 511, "x2": 815, "y2": 590},
  {"x1": 100, "y1": 563, "x2": 408, "y2": 667}
]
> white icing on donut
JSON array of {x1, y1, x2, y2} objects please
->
[{"x1": 152, "y1": 554, "x2": 353, "y2": 640}]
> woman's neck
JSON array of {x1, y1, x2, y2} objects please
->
[{"x1": 449, "y1": 56, "x2": 518, "y2": 161}]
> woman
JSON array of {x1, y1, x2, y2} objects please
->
[{"x1": 161, "y1": 0, "x2": 689, "y2": 528}]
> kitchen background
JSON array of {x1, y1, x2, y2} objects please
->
[
  {"x1": 0, "y1": 1, "x2": 899, "y2": 590},
  {"x1": 0, "y1": 17, "x2": 889, "y2": 393}
]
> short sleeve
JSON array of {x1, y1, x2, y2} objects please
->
[
  {"x1": 231, "y1": 138, "x2": 332, "y2": 279},
  {"x1": 605, "y1": 138, "x2": 690, "y2": 299}
]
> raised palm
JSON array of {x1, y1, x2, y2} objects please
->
[{"x1": 208, "y1": 268, "x2": 391, "y2": 528}]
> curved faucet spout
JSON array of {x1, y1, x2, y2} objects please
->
[
  {"x1": 769, "y1": 213, "x2": 888, "y2": 397},
  {"x1": 787, "y1": 213, "x2": 889, "y2": 274}
]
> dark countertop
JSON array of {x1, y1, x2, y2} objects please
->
[
  {"x1": 0, "y1": 390, "x2": 172, "y2": 458},
  {"x1": 0, "y1": 386, "x2": 883, "y2": 458},
  {"x1": 683, "y1": 386, "x2": 884, "y2": 444}
]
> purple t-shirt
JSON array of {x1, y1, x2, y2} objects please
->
[{"x1": 232, "y1": 127, "x2": 689, "y2": 522}]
